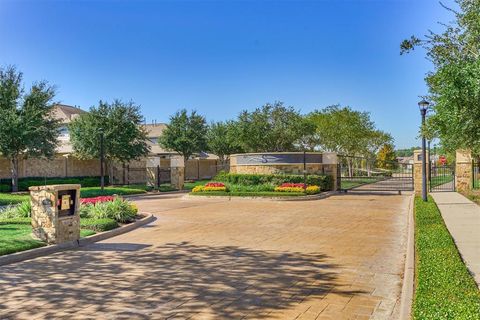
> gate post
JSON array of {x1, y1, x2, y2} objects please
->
[
  {"x1": 455, "y1": 150, "x2": 472, "y2": 192},
  {"x1": 322, "y1": 152, "x2": 338, "y2": 191},
  {"x1": 413, "y1": 149, "x2": 429, "y2": 194},
  {"x1": 171, "y1": 155, "x2": 185, "y2": 190}
]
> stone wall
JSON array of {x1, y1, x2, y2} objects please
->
[
  {"x1": 185, "y1": 159, "x2": 219, "y2": 180},
  {"x1": 413, "y1": 150, "x2": 429, "y2": 195},
  {"x1": 229, "y1": 152, "x2": 338, "y2": 190}
]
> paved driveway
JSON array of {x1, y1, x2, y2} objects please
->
[{"x1": 0, "y1": 193, "x2": 409, "y2": 320}]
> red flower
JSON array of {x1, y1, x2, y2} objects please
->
[
  {"x1": 279, "y1": 183, "x2": 306, "y2": 188},
  {"x1": 205, "y1": 182, "x2": 225, "y2": 188},
  {"x1": 80, "y1": 196, "x2": 115, "y2": 205}
]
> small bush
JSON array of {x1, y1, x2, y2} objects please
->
[
  {"x1": 0, "y1": 201, "x2": 31, "y2": 219},
  {"x1": 84, "y1": 198, "x2": 138, "y2": 223},
  {"x1": 80, "y1": 218, "x2": 119, "y2": 232}
]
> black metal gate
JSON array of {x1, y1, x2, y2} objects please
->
[
  {"x1": 429, "y1": 164, "x2": 455, "y2": 192},
  {"x1": 338, "y1": 156, "x2": 413, "y2": 192}
]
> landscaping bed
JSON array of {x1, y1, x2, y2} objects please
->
[
  {"x1": 189, "y1": 173, "x2": 331, "y2": 198},
  {"x1": 413, "y1": 195, "x2": 480, "y2": 319},
  {"x1": 0, "y1": 195, "x2": 140, "y2": 257}
]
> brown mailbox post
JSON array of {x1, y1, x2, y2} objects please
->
[{"x1": 29, "y1": 184, "x2": 81, "y2": 244}]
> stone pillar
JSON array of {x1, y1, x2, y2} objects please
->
[
  {"x1": 170, "y1": 155, "x2": 185, "y2": 190},
  {"x1": 322, "y1": 152, "x2": 339, "y2": 191},
  {"x1": 29, "y1": 184, "x2": 81, "y2": 244},
  {"x1": 456, "y1": 150, "x2": 472, "y2": 192},
  {"x1": 413, "y1": 149, "x2": 429, "y2": 194},
  {"x1": 146, "y1": 156, "x2": 160, "y2": 187}
]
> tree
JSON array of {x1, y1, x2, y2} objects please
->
[
  {"x1": 377, "y1": 143, "x2": 396, "y2": 169},
  {"x1": 0, "y1": 66, "x2": 59, "y2": 192},
  {"x1": 69, "y1": 100, "x2": 150, "y2": 184},
  {"x1": 401, "y1": 0, "x2": 480, "y2": 154},
  {"x1": 159, "y1": 109, "x2": 208, "y2": 167},
  {"x1": 206, "y1": 121, "x2": 243, "y2": 165},
  {"x1": 308, "y1": 105, "x2": 392, "y2": 156},
  {"x1": 236, "y1": 102, "x2": 309, "y2": 152}
]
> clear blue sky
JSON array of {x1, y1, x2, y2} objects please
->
[{"x1": 0, "y1": 0, "x2": 453, "y2": 149}]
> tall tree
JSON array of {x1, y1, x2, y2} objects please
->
[
  {"x1": 401, "y1": 0, "x2": 480, "y2": 154},
  {"x1": 69, "y1": 100, "x2": 150, "y2": 184},
  {"x1": 159, "y1": 109, "x2": 208, "y2": 166},
  {"x1": 0, "y1": 66, "x2": 59, "y2": 192},
  {"x1": 206, "y1": 121, "x2": 243, "y2": 165},
  {"x1": 377, "y1": 143, "x2": 396, "y2": 169},
  {"x1": 308, "y1": 105, "x2": 392, "y2": 156},
  {"x1": 236, "y1": 102, "x2": 310, "y2": 152}
]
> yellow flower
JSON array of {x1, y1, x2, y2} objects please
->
[{"x1": 192, "y1": 186, "x2": 205, "y2": 193}]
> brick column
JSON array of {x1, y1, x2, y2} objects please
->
[
  {"x1": 413, "y1": 149, "x2": 429, "y2": 194},
  {"x1": 455, "y1": 150, "x2": 472, "y2": 192},
  {"x1": 170, "y1": 155, "x2": 185, "y2": 190}
]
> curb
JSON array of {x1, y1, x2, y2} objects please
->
[
  {"x1": 398, "y1": 194, "x2": 415, "y2": 320},
  {"x1": 183, "y1": 191, "x2": 339, "y2": 201},
  {"x1": 0, "y1": 213, "x2": 155, "y2": 267},
  {"x1": 123, "y1": 190, "x2": 189, "y2": 199}
]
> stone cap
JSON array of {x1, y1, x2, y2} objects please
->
[
  {"x1": 413, "y1": 149, "x2": 430, "y2": 164},
  {"x1": 29, "y1": 184, "x2": 81, "y2": 192}
]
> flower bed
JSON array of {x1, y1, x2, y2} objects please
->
[
  {"x1": 274, "y1": 183, "x2": 320, "y2": 195},
  {"x1": 192, "y1": 182, "x2": 228, "y2": 193},
  {"x1": 80, "y1": 196, "x2": 115, "y2": 205}
]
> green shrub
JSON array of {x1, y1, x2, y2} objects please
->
[
  {"x1": 0, "y1": 201, "x2": 31, "y2": 219},
  {"x1": 414, "y1": 196, "x2": 480, "y2": 319},
  {"x1": 80, "y1": 187, "x2": 147, "y2": 198},
  {"x1": 84, "y1": 198, "x2": 138, "y2": 223},
  {"x1": 0, "y1": 176, "x2": 108, "y2": 192},
  {"x1": 214, "y1": 173, "x2": 333, "y2": 191},
  {"x1": 80, "y1": 218, "x2": 119, "y2": 232}
]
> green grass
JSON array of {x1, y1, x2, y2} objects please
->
[
  {"x1": 190, "y1": 191, "x2": 306, "y2": 197},
  {"x1": 80, "y1": 229, "x2": 96, "y2": 237},
  {"x1": 0, "y1": 193, "x2": 29, "y2": 206},
  {"x1": 80, "y1": 186, "x2": 148, "y2": 198},
  {"x1": 183, "y1": 180, "x2": 211, "y2": 190},
  {"x1": 429, "y1": 175, "x2": 454, "y2": 188},
  {"x1": 340, "y1": 177, "x2": 382, "y2": 190},
  {"x1": 413, "y1": 196, "x2": 480, "y2": 319},
  {"x1": 0, "y1": 224, "x2": 45, "y2": 256}
]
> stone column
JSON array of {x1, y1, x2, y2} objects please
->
[
  {"x1": 456, "y1": 150, "x2": 472, "y2": 192},
  {"x1": 170, "y1": 155, "x2": 185, "y2": 190},
  {"x1": 413, "y1": 149, "x2": 429, "y2": 194},
  {"x1": 322, "y1": 152, "x2": 339, "y2": 191},
  {"x1": 146, "y1": 156, "x2": 160, "y2": 187},
  {"x1": 29, "y1": 184, "x2": 81, "y2": 244}
]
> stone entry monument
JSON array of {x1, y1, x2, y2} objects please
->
[
  {"x1": 413, "y1": 149, "x2": 429, "y2": 194},
  {"x1": 29, "y1": 184, "x2": 81, "y2": 244},
  {"x1": 170, "y1": 155, "x2": 185, "y2": 190}
]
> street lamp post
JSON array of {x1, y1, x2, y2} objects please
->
[
  {"x1": 99, "y1": 128, "x2": 105, "y2": 191},
  {"x1": 418, "y1": 99, "x2": 430, "y2": 202}
]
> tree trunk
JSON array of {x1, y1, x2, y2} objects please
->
[{"x1": 10, "y1": 156, "x2": 19, "y2": 193}]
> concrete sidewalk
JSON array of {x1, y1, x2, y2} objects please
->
[{"x1": 431, "y1": 192, "x2": 480, "y2": 286}]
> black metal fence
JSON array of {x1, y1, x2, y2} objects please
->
[
  {"x1": 429, "y1": 164, "x2": 455, "y2": 192},
  {"x1": 338, "y1": 155, "x2": 413, "y2": 192},
  {"x1": 472, "y1": 160, "x2": 480, "y2": 189},
  {"x1": 112, "y1": 166, "x2": 171, "y2": 186}
]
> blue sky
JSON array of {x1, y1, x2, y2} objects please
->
[{"x1": 0, "y1": 0, "x2": 453, "y2": 149}]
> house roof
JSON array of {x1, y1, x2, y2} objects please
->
[
  {"x1": 53, "y1": 104, "x2": 86, "y2": 124},
  {"x1": 143, "y1": 123, "x2": 167, "y2": 138}
]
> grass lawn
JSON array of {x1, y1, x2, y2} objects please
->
[
  {"x1": 80, "y1": 186, "x2": 148, "y2": 198},
  {"x1": 340, "y1": 177, "x2": 382, "y2": 190},
  {"x1": 0, "y1": 193, "x2": 29, "y2": 206},
  {"x1": 190, "y1": 191, "x2": 307, "y2": 197},
  {"x1": 429, "y1": 175, "x2": 453, "y2": 188},
  {"x1": 0, "y1": 224, "x2": 45, "y2": 256},
  {"x1": 184, "y1": 180, "x2": 211, "y2": 190},
  {"x1": 413, "y1": 195, "x2": 480, "y2": 319}
]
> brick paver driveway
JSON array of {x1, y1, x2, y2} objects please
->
[{"x1": 0, "y1": 193, "x2": 409, "y2": 320}]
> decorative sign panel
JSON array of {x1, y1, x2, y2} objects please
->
[{"x1": 235, "y1": 153, "x2": 323, "y2": 165}]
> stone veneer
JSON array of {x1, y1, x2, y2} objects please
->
[
  {"x1": 170, "y1": 156, "x2": 185, "y2": 190},
  {"x1": 413, "y1": 149, "x2": 429, "y2": 195},
  {"x1": 29, "y1": 184, "x2": 81, "y2": 244},
  {"x1": 456, "y1": 150, "x2": 472, "y2": 192}
]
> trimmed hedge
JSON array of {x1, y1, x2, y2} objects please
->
[
  {"x1": 214, "y1": 172, "x2": 333, "y2": 191},
  {"x1": 0, "y1": 176, "x2": 109, "y2": 192},
  {"x1": 80, "y1": 218, "x2": 119, "y2": 232},
  {"x1": 414, "y1": 196, "x2": 480, "y2": 319}
]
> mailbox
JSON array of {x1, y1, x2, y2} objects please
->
[{"x1": 29, "y1": 184, "x2": 81, "y2": 244}]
